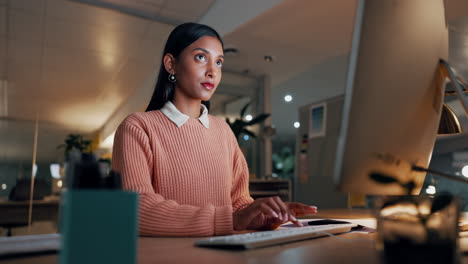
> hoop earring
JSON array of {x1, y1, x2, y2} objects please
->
[{"x1": 168, "y1": 74, "x2": 176, "y2": 83}]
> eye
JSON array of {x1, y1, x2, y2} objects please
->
[{"x1": 195, "y1": 54, "x2": 206, "y2": 62}]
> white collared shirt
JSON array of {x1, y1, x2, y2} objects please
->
[{"x1": 160, "y1": 101, "x2": 210, "y2": 128}]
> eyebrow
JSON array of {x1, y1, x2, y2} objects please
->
[{"x1": 193, "y1": 48, "x2": 224, "y2": 59}]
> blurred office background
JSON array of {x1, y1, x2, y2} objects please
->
[{"x1": 1, "y1": 0, "x2": 468, "y2": 236}]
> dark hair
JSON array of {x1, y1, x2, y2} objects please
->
[{"x1": 145, "y1": 23, "x2": 224, "y2": 112}]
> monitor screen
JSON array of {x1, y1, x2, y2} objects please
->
[{"x1": 334, "y1": 0, "x2": 448, "y2": 195}]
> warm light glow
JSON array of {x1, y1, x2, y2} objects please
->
[
  {"x1": 50, "y1": 164, "x2": 61, "y2": 179},
  {"x1": 294, "y1": 122, "x2": 300, "y2": 128},
  {"x1": 100, "y1": 131, "x2": 116, "y2": 150},
  {"x1": 245, "y1": 115, "x2": 253, "y2": 121},
  {"x1": 462, "y1": 165, "x2": 468, "y2": 178},
  {"x1": 52, "y1": 93, "x2": 123, "y2": 133},
  {"x1": 380, "y1": 204, "x2": 419, "y2": 218},
  {"x1": 284, "y1": 95, "x2": 293, "y2": 102},
  {"x1": 418, "y1": 203, "x2": 431, "y2": 216},
  {"x1": 426, "y1": 185, "x2": 436, "y2": 195},
  {"x1": 101, "y1": 53, "x2": 116, "y2": 69},
  {"x1": 1, "y1": 184, "x2": 6, "y2": 190},
  {"x1": 57, "y1": 180, "x2": 63, "y2": 188},
  {"x1": 97, "y1": 30, "x2": 118, "y2": 70}
]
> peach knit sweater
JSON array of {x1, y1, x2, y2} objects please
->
[{"x1": 112, "y1": 110, "x2": 254, "y2": 236}]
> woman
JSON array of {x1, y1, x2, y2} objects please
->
[{"x1": 112, "y1": 23, "x2": 317, "y2": 236}]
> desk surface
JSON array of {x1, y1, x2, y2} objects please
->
[
  {"x1": 0, "y1": 233, "x2": 379, "y2": 264},
  {"x1": 0, "y1": 209, "x2": 467, "y2": 264}
]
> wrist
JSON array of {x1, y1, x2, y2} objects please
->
[{"x1": 232, "y1": 208, "x2": 245, "y2": 231}]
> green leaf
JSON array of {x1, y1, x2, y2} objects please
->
[
  {"x1": 57, "y1": 133, "x2": 94, "y2": 155},
  {"x1": 232, "y1": 120, "x2": 245, "y2": 139},
  {"x1": 240, "y1": 102, "x2": 251, "y2": 119},
  {"x1": 242, "y1": 129, "x2": 256, "y2": 138},
  {"x1": 283, "y1": 156, "x2": 295, "y2": 172},
  {"x1": 245, "y1": 113, "x2": 270, "y2": 126}
]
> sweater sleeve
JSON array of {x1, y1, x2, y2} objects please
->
[
  {"x1": 230, "y1": 134, "x2": 255, "y2": 212},
  {"x1": 112, "y1": 118, "x2": 233, "y2": 237}
]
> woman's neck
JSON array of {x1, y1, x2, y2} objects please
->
[{"x1": 172, "y1": 97, "x2": 202, "y2": 119}]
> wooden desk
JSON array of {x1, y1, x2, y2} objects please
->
[
  {"x1": 1, "y1": 209, "x2": 467, "y2": 264},
  {"x1": 0, "y1": 233, "x2": 379, "y2": 264}
]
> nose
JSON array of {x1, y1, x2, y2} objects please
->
[
  {"x1": 206, "y1": 62, "x2": 217, "y2": 79},
  {"x1": 206, "y1": 69, "x2": 216, "y2": 79}
]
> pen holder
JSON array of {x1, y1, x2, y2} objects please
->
[
  {"x1": 375, "y1": 194, "x2": 460, "y2": 264},
  {"x1": 59, "y1": 190, "x2": 138, "y2": 264}
]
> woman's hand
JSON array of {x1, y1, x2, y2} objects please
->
[
  {"x1": 287, "y1": 202, "x2": 318, "y2": 226},
  {"x1": 233, "y1": 196, "x2": 317, "y2": 231}
]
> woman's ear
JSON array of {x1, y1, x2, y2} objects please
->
[{"x1": 163, "y1": 54, "x2": 176, "y2": 74}]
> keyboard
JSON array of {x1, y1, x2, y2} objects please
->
[
  {"x1": 194, "y1": 223, "x2": 357, "y2": 249},
  {"x1": 0, "y1": 233, "x2": 60, "y2": 257}
]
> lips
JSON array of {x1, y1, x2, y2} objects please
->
[{"x1": 201, "y1": 82, "x2": 215, "y2": 90}]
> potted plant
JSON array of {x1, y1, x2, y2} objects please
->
[
  {"x1": 57, "y1": 134, "x2": 92, "y2": 156},
  {"x1": 225, "y1": 101, "x2": 270, "y2": 140}
]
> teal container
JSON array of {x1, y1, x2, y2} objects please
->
[{"x1": 59, "y1": 190, "x2": 138, "y2": 264}]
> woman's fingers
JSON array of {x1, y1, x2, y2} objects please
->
[
  {"x1": 257, "y1": 199, "x2": 316, "y2": 223},
  {"x1": 267, "y1": 215, "x2": 283, "y2": 228},
  {"x1": 234, "y1": 204, "x2": 264, "y2": 230},
  {"x1": 272, "y1": 196, "x2": 289, "y2": 221},
  {"x1": 290, "y1": 218, "x2": 303, "y2": 227},
  {"x1": 236, "y1": 199, "x2": 314, "y2": 231},
  {"x1": 258, "y1": 200, "x2": 283, "y2": 220},
  {"x1": 253, "y1": 197, "x2": 288, "y2": 222},
  {"x1": 288, "y1": 203, "x2": 318, "y2": 217}
]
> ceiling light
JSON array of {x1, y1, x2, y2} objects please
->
[
  {"x1": 294, "y1": 122, "x2": 300, "y2": 128},
  {"x1": 462, "y1": 165, "x2": 468, "y2": 178},
  {"x1": 284, "y1": 95, "x2": 292, "y2": 102},
  {"x1": 425, "y1": 185, "x2": 436, "y2": 195},
  {"x1": 245, "y1": 115, "x2": 253, "y2": 121}
]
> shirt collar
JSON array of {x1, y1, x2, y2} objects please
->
[{"x1": 160, "y1": 101, "x2": 210, "y2": 128}]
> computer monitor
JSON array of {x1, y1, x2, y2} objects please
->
[{"x1": 334, "y1": 0, "x2": 448, "y2": 195}]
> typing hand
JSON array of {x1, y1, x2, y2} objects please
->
[
  {"x1": 287, "y1": 202, "x2": 318, "y2": 227},
  {"x1": 233, "y1": 197, "x2": 318, "y2": 231}
]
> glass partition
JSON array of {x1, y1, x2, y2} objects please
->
[{"x1": 0, "y1": 118, "x2": 92, "y2": 236}]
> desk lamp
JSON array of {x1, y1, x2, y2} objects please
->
[
  {"x1": 372, "y1": 61, "x2": 468, "y2": 188},
  {"x1": 438, "y1": 104, "x2": 462, "y2": 135},
  {"x1": 410, "y1": 60, "x2": 468, "y2": 185}
]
